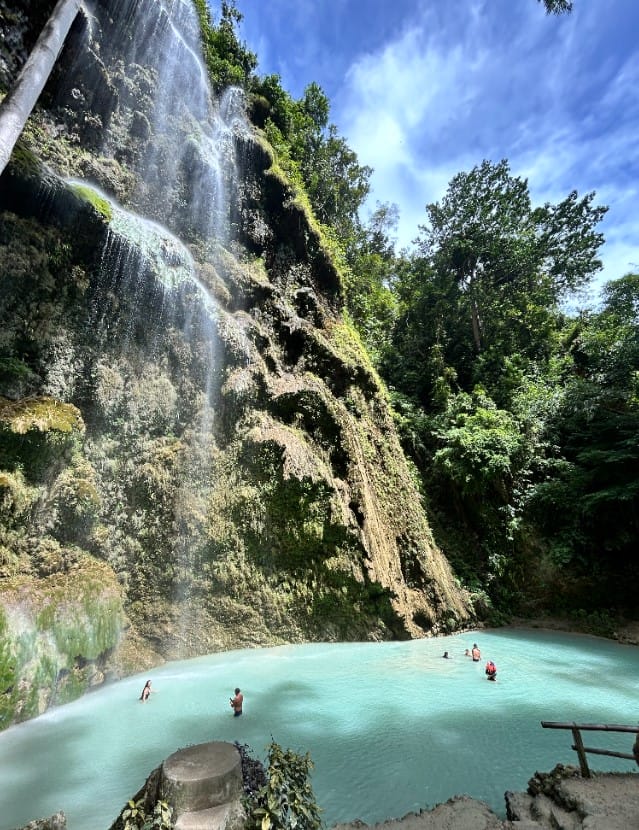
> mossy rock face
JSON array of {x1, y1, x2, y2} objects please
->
[
  {"x1": 0, "y1": 396, "x2": 84, "y2": 435},
  {"x1": 0, "y1": 554, "x2": 124, "y2": 727},
  {"x1": 0, "y1": 397, "x2": 85, "y2": 483}
]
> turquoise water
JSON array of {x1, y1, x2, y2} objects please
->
[{"x1": 1, "y1": 629, "x2": 638, "y2": 830}]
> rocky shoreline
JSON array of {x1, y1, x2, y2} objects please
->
[
  {"x1": 494, "y1": 615, "x2": 639, "y2": 646},
  {"x1": 19, "y1": 763, "x2": 639, "y2": 830},
  {"x1": 333, "y1": 764, "x2": 639, "y2": 830}
]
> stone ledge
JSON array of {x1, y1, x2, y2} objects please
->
[{"x1": 162, "y1": 741, "x2": 244, "y2": 814}]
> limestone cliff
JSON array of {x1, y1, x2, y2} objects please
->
[{"x1": 0, "y1": 0, "x2": 473, "y2": 728}]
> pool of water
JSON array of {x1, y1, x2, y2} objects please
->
[{"x1": 1, "y1": 628, "x2": 638, "y2": 830}]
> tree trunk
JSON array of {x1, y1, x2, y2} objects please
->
[{"x1": 0, "y1": 0, "x2": 81, "y2": 176}]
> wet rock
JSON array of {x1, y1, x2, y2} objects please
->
[{"x1": 12, "y1": 812, "x2": 66, "y2": 830}]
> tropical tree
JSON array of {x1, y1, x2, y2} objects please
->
[
  {"x1": 193, "y1": 0, "x2": 257, "y2": 92},
  {"x1": 528, "y1": 274, "x2": 639, "y2": 610},
  {"x1": 343, "y1": 202, "x2": 399, "y2": 360},
  {"x1": 401, "y1": 159, "x2": 607, "y2": 405},
  {"x1": 0, "y1": 0, "x2": 81, "y2": 175},
  {"x1": 381, "y1": 160, "x2": 608, "y2": 609}
]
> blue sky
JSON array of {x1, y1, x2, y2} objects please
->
[{"x1": 210, "y1": 0, "x2": 639, "y2": 303}]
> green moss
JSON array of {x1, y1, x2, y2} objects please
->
[
  {"x1": 49, "y1": 458, "x2": 101, "y2": 545},
  {"x1": 34, "y1": 560, "x2": 123, "y2": 662},
  {"x1": 0, "y1": 557, "x2": 124, "y2": 727},
  {"x1": 0, "y1": 469, "x2": 37, "y2": 525},
  {"x1": 0, "y1": 396, "x2": 84, "y2": 435},
  {"x1": 0, "y1": 358, "x2": 37, "y2": 387},
  {"x1": 250, "y1": 128, "x2": 276, "y2": 168},
  {"x1": 68, "y1": 183, "x2": 113, "y2": 221},
  {"x1": 7, "y1": 141, "x2": 42, "y2": 178},
  {"x1": 0, "y1": 398, "x2": 85, "y2": 482},
  {"x1": 329, "y1": 314, "x2": 380, "y2": 381},
  {"x1": 54, "y1": 666, "x2": 89, "y2": 705}
]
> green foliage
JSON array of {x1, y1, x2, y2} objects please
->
[
  {"x1": 418, "y1": 389, "x2": 536, "y2": 591},
  {"x1": 539, "y1": 0, "x2": 573, "y2": 13},
  {"x1": 192, "y1": 0, "x2": 257, "y2": 93},
  {"x1": 301, "y1": 123, "x2": 371, "y2": 240},
  {"x1": 0, "y1": 357, "x2": 37, "y2": 388},
  {"x1": 254, "y1": 74, "x2": 371, "y2": 248},
  {"x1": 405, "y1": 159, "x2": 606, "y2": 401},
  {"x1": 246, "y1": 741, "x2": 322, "y2": 830},
  {"x1": 375, "y1": 158, "x2": 616, "y2": 611},
  {"x1": 344, "y1": 203, "x2": 399, "y2": 362},
  {"x1": 568, "y1": 608, "x2": 617, "y2": 638},
  {"x1": 431, "y1": 392, "x2": 524, "y2": 498},
  {"x1": 527, "y1": 274, "x2": 639, "y2": 609},
  {"x1": 120, "y1": 799, "x2": 173, "y2": 830}
]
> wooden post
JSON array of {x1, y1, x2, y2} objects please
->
[
  {"x1": 0, "y1": 0, "x2": 81, "y2": 175},
  {"x1": 571, "y1": 724, "x2": 591, "y2": 778}
]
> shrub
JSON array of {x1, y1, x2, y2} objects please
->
[
  {"x1": 120, "y1": 799, "x2": 173, "y2": 830},
  {"x1": 246, "y1": 741, "x2": 322, "y2": 830}
]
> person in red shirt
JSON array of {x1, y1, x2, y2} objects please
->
[{"x1": 485, "y1": 660, "x2": 497, "y2": 681}]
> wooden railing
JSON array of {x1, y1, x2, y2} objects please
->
[{"x1": 541, "y1": 721, "x2": 639, "y2": 778}]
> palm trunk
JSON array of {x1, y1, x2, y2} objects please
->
[
  {"x1": 470, "y1": 298, "x2": 482, "y2": 353},
  {"x1": 0, "y1": 0, "x2": 81, "y2": 176}
]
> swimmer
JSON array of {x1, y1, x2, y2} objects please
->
[
  {"x1": 485, "y1": 660, "x2": 497, "y2": 681},
  {"x1": 139, "y1": 680, "x2": 155, "y2": 702}
]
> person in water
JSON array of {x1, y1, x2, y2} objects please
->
[
  {"x1": 230, "y1": 687, "x2": 243, "y2": 717},
  {"x1": 139, "y1": 680, "x2": 154, "y2": 701},
  {"x1": 442, "y1": 651, "x2": 450, "y2": 658},
  {"x1": 464, "y1": 649, "x2": 471, "y2": 657},
  {"x1": 485, "y1": 660, "x2": 497, "y2": 681},
  {"x1": 471, "y1": 643, "x2": 481, "y2": 662}
]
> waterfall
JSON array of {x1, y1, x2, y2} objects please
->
[
  {"x1": 50, "y1": 0, "x2": 253, "y2": 657},
  {"x1": 75, "y1": 0, "x2": 246, "y2": 244}
]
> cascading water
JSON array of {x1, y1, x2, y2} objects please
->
[
  {"x1": 49, "y1": 0, "x2": 253, "y2": 656},
  {"x1": 81, "y1": 0, "x2": 246, "y2": 245}
]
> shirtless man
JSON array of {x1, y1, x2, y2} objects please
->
[
  {"x1": 471, "y1": 643, "x2": 481, "y2": 662},
  {"x1": 230, "y1": 687, "x2": 243, "y2": 717}
]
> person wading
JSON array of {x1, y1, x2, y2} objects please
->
[{"x1": 230, "y1": 687, "x2": 243, "y2": 717}]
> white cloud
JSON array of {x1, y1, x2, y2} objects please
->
[
  {"x1": 327, "y1": 0, "x2": 637, "y2": 291},
  {"x1": 237, "y1": 0, "x2": 638, "y2": 290},
  {"x1": 336, "y1": 19, "x2": 491, "y2": 246}
]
